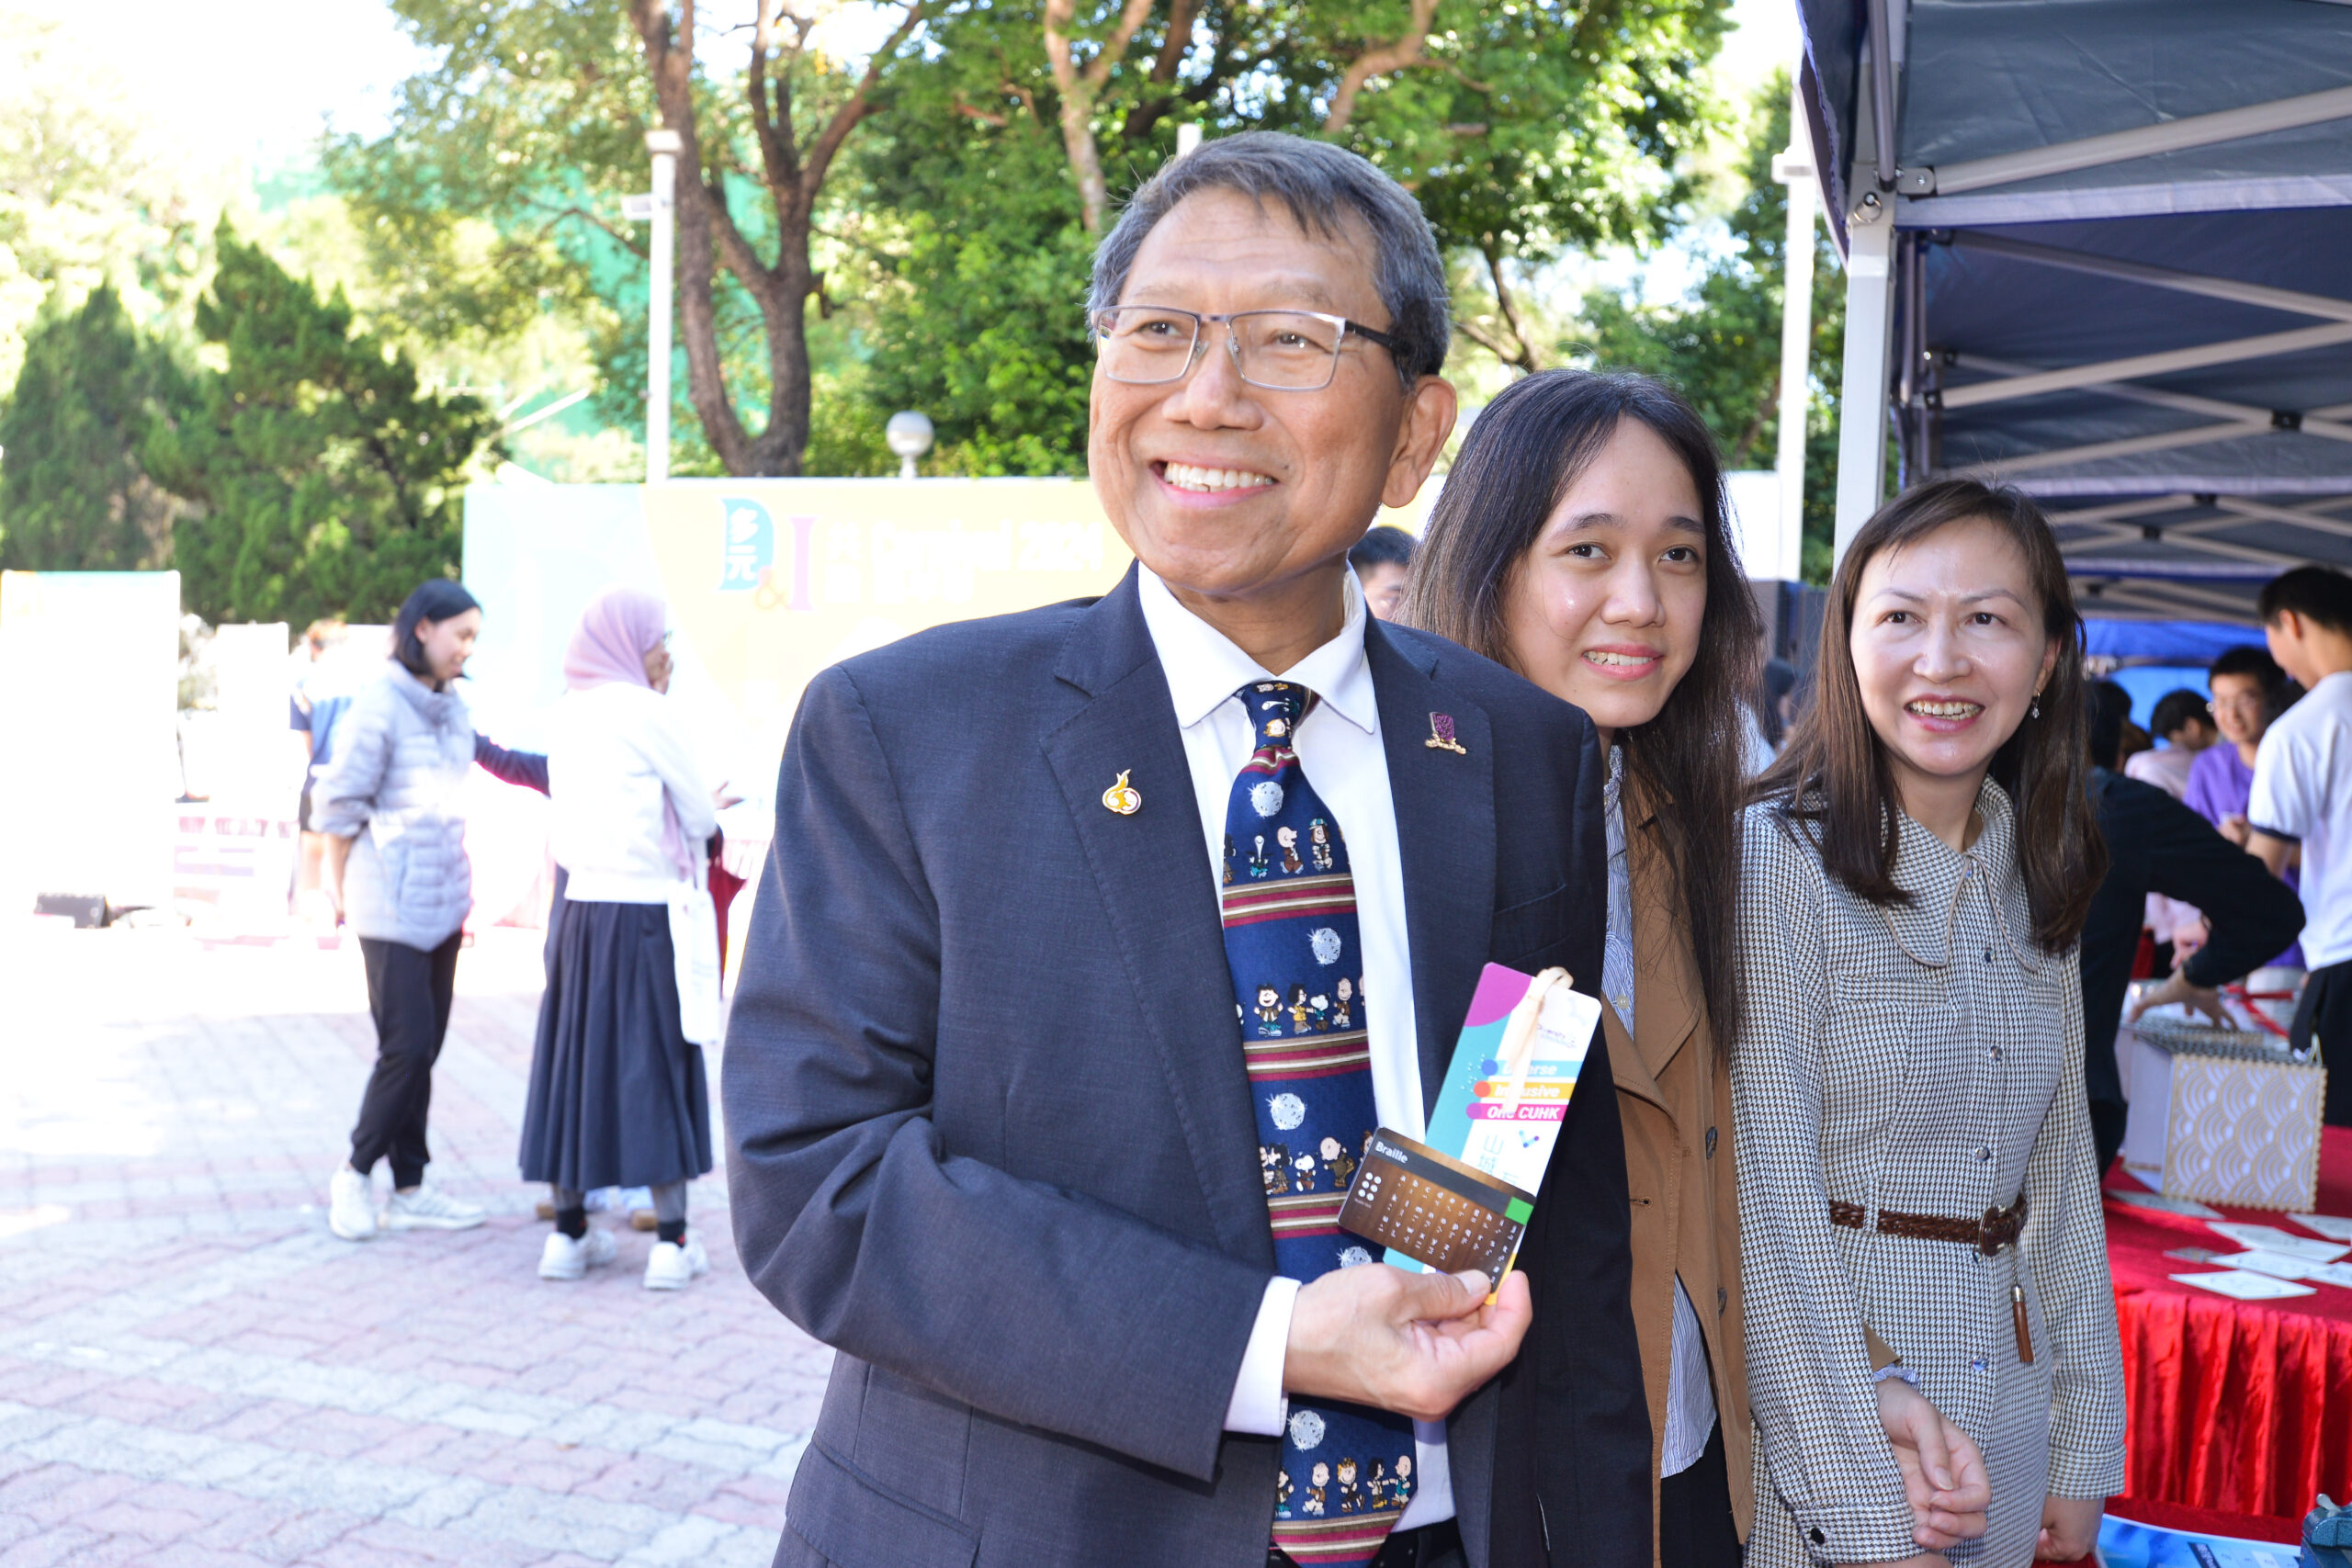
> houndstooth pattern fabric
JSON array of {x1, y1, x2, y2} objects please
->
[{"x1": 1732, "y1": 780, "x2": 2125, "y2": 1568}]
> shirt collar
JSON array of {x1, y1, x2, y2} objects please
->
[{"x1": 1135, "y1": 562, "x2": 1379, "y2": 737}]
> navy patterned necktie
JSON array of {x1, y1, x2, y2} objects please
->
[{"x1": 1219, "y1": 681, "x2": 1415, "y2": 1567}]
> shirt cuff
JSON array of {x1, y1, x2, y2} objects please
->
[{"x1": 1224, "y1": 1275, "x2": 1301, "y2": 1435}]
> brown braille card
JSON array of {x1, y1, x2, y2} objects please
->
[{"x1": 1337, "y1": 1129, "x2": 1535, "y2": 1293}]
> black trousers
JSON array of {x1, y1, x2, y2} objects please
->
[
  {"x1": 2290, "y1": 958, "x2": 2352, "y2": 1127},
  {"x1": 1658, "y1": 1419, "x2": 1743, "y2": 1568},
  {"x1": 350, "y1": 932, "x2": 462, "y2": 1189}
]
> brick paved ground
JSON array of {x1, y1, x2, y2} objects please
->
[{"x1": 0, "y1": 921, "x2": 831, "y2": 1566}]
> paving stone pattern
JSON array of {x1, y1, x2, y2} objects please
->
[{"x1": 0, "y1": 925, "x2": 831, "y2": 1565}]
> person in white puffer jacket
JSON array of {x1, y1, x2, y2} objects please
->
[{"x1": 314, "y1": 580, "x2": 497, "y2": 1242}]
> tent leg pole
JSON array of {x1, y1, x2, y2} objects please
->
[
  {"x1": 1835, "y1": 216, "x2": 1896, "y2": 570},
  {"x1": 1772, "y1": 75, "x2": 1816, "y2": 584}
]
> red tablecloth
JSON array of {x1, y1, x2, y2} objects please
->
[{"x1": 2105, "y1": 1125, "x2": 2352, "y2": 1518}]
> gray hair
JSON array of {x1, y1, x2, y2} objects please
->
[{"x1": 1087, "y1": 131, "x2": 1450, "y2": 388}]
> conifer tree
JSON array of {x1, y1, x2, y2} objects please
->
[
  {"x1": 0, "y1": 286, "x2": 189, "y2": 571},
  {"x1": 147, "y1": 224, "x2": 499, "y2": 624}
]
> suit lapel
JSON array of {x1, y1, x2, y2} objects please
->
[
  {"x1": 1628, "y1": 804, "x2": 1701, "y2": 1086},
  {"x1": 1366, "y1": 622, "x2": 1497, "y2": 1117},
  {"x1": 1041, "y1": 570, "x2": 1273, "y2": 1266}
]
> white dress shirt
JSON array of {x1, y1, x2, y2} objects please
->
[
  {"x1": 1135, "y1": 564, "x2": 1453, "y2": 1531},
  {"x1": 2251, "y1": 669, "x2": 2352, "y2": 967}
]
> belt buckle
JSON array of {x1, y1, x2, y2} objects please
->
[{"x1": 1977, "y1": 1205, "x2": 2006, "y2": 1257}]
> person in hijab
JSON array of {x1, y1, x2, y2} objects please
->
[
  {"x1": 316, "y1": 579, "x2": 496, "y2": 1241},
  {"x1": 519, "y1": 587, "x2": 721, "y2": 1290}
]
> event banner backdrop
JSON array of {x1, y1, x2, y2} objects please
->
[{"x1": 464, "y1": 478, "x2": 1427, "y2": 823}]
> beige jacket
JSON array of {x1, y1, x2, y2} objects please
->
[{"x1": 1606, "y1": 786, "x2": 1751, "y2": 1559}]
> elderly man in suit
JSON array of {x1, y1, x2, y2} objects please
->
[{"x1": 724, "y1": 131, "x2": 1647, "y2": 1568}]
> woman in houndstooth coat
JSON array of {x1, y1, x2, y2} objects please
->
[{"x1": 1736, "y1": 480, "x2": 2126, "y2": 1568}]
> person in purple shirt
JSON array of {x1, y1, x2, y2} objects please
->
[{"x1": 2183, "y1": 644, "x2": 2303, "y2": 967}]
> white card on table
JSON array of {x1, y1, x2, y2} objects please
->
[
  {"x1": 2214, "y1": 1249, "x2": 2316, "y2": 1280},
  {"x1": 2302, "y1": 1260, "x2": 2352, "y2": 1289},
  {"x1": 2109, "y1": 1189, "x2": 2222, "y2": 1219},
  {"x1": 2206, "y1": 1221, "x2": 2350, "y2": 1262},
  {"x1": 2170, "y1": 1269, "x2": 2318, "y2": 1301},
  {"x1": 2288, "y1": 1213, "x2": 2352, "y2": 1244}
]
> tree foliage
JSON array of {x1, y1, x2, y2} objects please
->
[
  {"x1": 1573, "y1": 73, "x2": 1845, "y2": 581},
  {"x1": 329, "y1": 0, "x2": 1727, "y2": 479},
  {"x1": 0, "y1": 286, "x2": 191, "y2": 571},
  {"x1": 146, "y1": 226, "x2": 499, "y2": 625},
  {"x1": 836, "y1": 0, "x2": 1725, "y2": 473}
]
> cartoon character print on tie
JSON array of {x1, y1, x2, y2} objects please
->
[
  {"x1": 1219, "y1": 681, "x2": 1413, "y2": 1566},
  {"x1": 1223, "y1": 833, "x2": 1236, "y2": 886}
]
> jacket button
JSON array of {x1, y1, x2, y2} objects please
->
[
  {"x1": 1810, "y1": 1529, "x2": 1827, "y2": 1546},
  {"x1": 1977, "y1": 1146, "x2": 1992, "y2": 1162},
  {"x1": 1705, "y1": 1127, "x2": 1718, "y2": 1157}
]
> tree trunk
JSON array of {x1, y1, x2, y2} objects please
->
[
  {"x1": 629, "y1": 0, "x2": 922, "y2": 476},
  {"x1": 1041, "y1": 0, "x2": 1159, "y2": 233}
]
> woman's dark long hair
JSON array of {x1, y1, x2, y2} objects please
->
[
  {"x1": 392, "y1": 579, "x2": 481, "y2": 680},
  {"x1": 1754, "y1": 478, "x2": 2106, "y2": 952},
  {"x1": 1403, "y1": 369, "x2": 1761, "y2": 1045}
]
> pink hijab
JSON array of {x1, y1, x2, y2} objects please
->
[
  {"x1": 564, "y1": 587, "x2": 695, "y2": 880},
  {"x1": 565, "y1": 587, "x2": 666, "y2": 692}
]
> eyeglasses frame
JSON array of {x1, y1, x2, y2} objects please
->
[{"x1": 1088, "y1": 306, "x2": 1408, "y2": 391}]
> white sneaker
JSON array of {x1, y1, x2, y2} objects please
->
[
  {"x1": 384, "y1": 1185, "x2": 488, "y2": 1231},
  {"x1": 538, "y1": 1228, "x2": 618, "y2": 1280},
  {"x1": 328, "y1": 1166, "x2": 377, "y2": 1241},
  {"x1": 642, "y1": 1233, "x2": 709, "y2": 1291}
]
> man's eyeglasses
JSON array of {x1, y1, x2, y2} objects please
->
[{"x1": 1090, "y1": 307, "x2": 1405, "y2": 391}]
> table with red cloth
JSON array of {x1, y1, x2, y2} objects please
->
[{"x1": 2104, "y1": 1124, "x2": 2352, "y2": 1521}]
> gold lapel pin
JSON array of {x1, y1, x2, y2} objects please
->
[
  {"x1": 1424, "y1": 712, "x2": 1467, "y2": 755},
  {"x1": 1101, "y1": 770, "x2": 1142, "y2": 815}
]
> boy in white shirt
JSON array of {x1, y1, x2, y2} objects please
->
[{"x1": 2248, "y1": 566, "x2": 2352, "y2": 1126}]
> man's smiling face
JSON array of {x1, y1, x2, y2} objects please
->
[{"x1": 1087, "y1": 186, "x2": 1446, "y2": 608}]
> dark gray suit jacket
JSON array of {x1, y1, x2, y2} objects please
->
[{"x1": 724, "y1": 567, "x2": 1647, "y2": 1568}]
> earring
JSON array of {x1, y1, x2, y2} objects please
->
[{"x1": 2031, "y1": 694, "x2": 2041, "y2": 719}]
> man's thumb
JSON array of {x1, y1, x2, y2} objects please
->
[{"x1": 1397, "y1": 1267, "x2": 1486, "y2": 1321}]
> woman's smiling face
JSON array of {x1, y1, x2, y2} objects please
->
[
  {"x1": 1497, "y1": 417, "x2": 1707, "y2": 743},
  {"x1": 1849, "y1": 515, "x2": 2059, "y2": 813}
]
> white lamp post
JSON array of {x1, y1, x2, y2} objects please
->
[
  {"x1": 886, "y1": 411, "x2": 933, "y2": 479},
  {"x1": 643, "y1": 128, "x2": 681, "y2": 485}
]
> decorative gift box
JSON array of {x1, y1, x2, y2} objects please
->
[{"x1": 2120, "y1": 1011, "x2": 2325, "y2": 1213}]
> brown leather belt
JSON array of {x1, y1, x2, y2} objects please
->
[{"x1": 1829, "y1": 1193, "x2": 2028, "y2": 1257}]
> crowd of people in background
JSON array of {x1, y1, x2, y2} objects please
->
[{"x1": 277, "y1": 130, "x2": 2352, "y2": 1568}]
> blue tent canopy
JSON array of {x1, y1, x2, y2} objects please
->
[
  {"x1": 1795, "y1": 0, "x2": 2352, "y2": 615},
  {"x1": 2082, "y1": 616, "x2": 2266, "y2": 664}
]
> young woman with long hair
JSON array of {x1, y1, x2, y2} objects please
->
[
  {"x1": 1739, "y1": 479, "x2": 2123, "y2": 1568},
  {"x1": 1408, "y1": 372, "x2": 1987, "y2": 1567}
]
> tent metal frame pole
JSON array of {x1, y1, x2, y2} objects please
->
[
  {"x1": 1951, "y1": 353, "x2": 2352, "y2": 442},
  {"x1": 1898, "y1": 83, "x2": 2352, "y2": 197},
  {"x1": 1835, "y1": 215, "x2": 1898, "y2": 563},
  {"x1": 2150, "y1": 522, "x2": 2318, "y2": 570},
  {"x1": 1948, "y1": 231, "x2": 2352, "y2": 327},
  {"x1": 1864, "y1": 0, "x2": 1900, "y2": 193},
  {"x1": 1770, "y1": 80, "x2": 1817, "y2": 585},
  {"x1": 1938, "y1": 322, "x2": 2352, "y2": 410},
  {"x1": 2057, "y1": 567, "x2": 2270, "y2": 617},
  {"x1": 1947, "y1": 422, "x2": 2271, "y2": 479},
  {"x1": 2214, "y1": 495, "x2": 2352, "y2": 541},
  {"x1": 2077, "y1": 581, "x2": 2259, "y2": 622}
]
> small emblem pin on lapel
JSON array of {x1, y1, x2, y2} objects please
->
[
  {"x1": 1101, "y1": 770, "x2": 1142, "y2": 815},
  {"x1": 1424, "y1": 712, "x2": 1467, "y2": 755}
]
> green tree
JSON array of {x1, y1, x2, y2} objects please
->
[
  {"x1": 146, "y1": 225, "x2": 499, "y2": 625},
  {"x1": 0, "y1": 286, "x2": 191, "y2": 570},
  {"x1": 1573, "y1": 73, "x2": 1846, "y2": 581},
  {"x1": 840, "y1": 0, "x2": 1725, "y2": 473}
]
